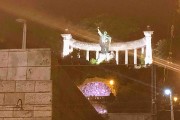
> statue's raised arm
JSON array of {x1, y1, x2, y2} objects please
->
[{"x1": 97, "y1": 27, "x2": 103, "y2": 36}]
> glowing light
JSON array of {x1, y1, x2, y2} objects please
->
[
  {"x1": 164, "y1": 89, "x2": 171, "y2": 95},
  {"x1": 109, "y1": 80, "x2": 114, "y2": 85},
  {"x1": 93, "y1": 104, "x2": 107, "y2": 114},
  {"x1": 153, "y1": 56, "x2": 180, "y2": 73},
  {"x1": 174, "y1": 97, "x2": 178, "y2": 102}
]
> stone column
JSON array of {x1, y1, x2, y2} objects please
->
[
  {"x1": 96, "y1": 51, "x2": 99, "y2": 59},
  {"x1": 144, "y1": 31, "x2": 153, "y2": 64},
  {"x1": 141, "y1": 47, "x2": 145, "y2": 65},
  {"x1": 61, "y1": 34, "x2": 72, "y2": 57},
  {"x1": 115, "y1": 50, "x2": 119, "y2": 65},
  {"x1": 141, "y1": 47, "x2": 144, "y2": 55},
  {"x1": 125, "y1": 50, "x2": 128, "y2": 65},
  {"x1": 86, "y1": 50, "x2": 89, "y2": 61},
  {"x1": 134, "y1": 49, "x2": 137, "y2": 65}
]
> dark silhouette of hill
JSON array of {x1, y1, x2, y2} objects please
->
[{"x1": 52, "y1": 67, "x2": 104, "y2": 120}]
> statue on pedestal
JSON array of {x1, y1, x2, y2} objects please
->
[{"x1": 97, "y1": 27, "x2": 111, "y2": 54}]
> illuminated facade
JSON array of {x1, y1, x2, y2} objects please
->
[
  {"x1": 79, "y1": 81, "x2": 111, "y2": 114},
  {"x1": 80, "y1": 82, "x2": 111, "y2": 97},
  {"x1": 61, "y1": 29, "x2": 153, "y2": 65}
]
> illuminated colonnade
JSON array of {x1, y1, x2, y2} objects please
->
[{"x1": 61, "y1": 30, "x2": 153, "y2": 65}]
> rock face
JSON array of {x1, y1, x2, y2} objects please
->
[{"x1": 0, "y1": 49, "x2": 52, "y2": 120}]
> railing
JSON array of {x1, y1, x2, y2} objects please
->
[{"x1": 87, "y1": 96, "x2": 115, "y2": 103}]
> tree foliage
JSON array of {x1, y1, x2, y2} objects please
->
[{"x1": 153, "y1": 39, "x2": 170, "y2": 59}]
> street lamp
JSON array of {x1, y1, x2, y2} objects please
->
[
  {"x1": 109, "y1": 80, "x2": 114, "y2": 85},
  {"x1": 174, "y1": 97, "x2": 178, "y2": 102},
  {"x1": 16, "y1": 19, "x2": 27, "y2": 49},
  {"x1": 109, "y1": 80, "x2": 116, "y2": 96},
  {"x1": 164, "y1": 89, "x2": 174, "y2": 120}
]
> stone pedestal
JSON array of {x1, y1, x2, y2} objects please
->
[{"x1": 96, "y1": 52, "x2": 114, "y2": 64}]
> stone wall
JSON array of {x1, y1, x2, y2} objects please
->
[
  {"x1": 0, "y1": 49, "x2": 52, "y2": 120},
  {"x1": 108, "y1": 113, "x2": 152, "y2": 120}
]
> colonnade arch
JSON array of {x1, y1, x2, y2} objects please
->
[{"x1": 61, "y1": 30, "x2": 153, "y2": 66}]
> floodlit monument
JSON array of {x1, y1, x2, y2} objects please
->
[
  {"x1": 97, "y1": 27, "x2": 114, "y2": 64},
  {"x1": 61, "y1": 27, "x2": 153, "y2": 66}
]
